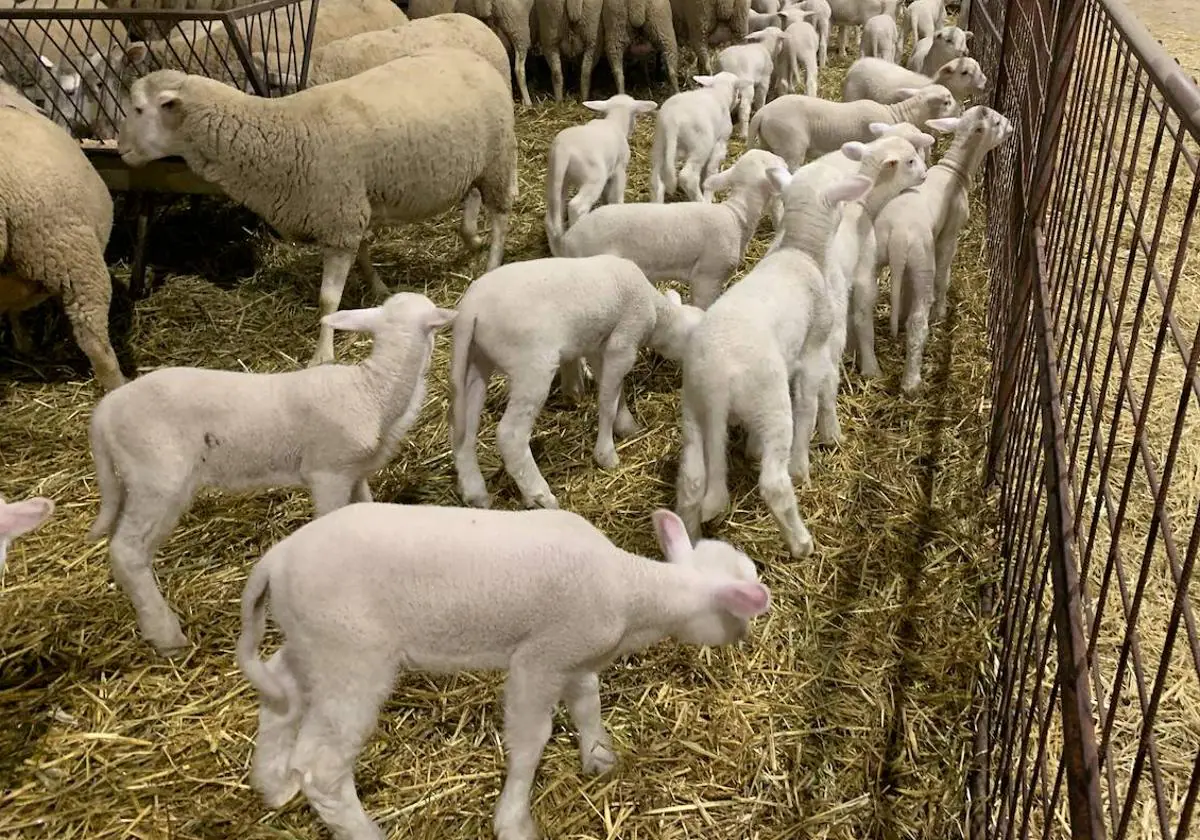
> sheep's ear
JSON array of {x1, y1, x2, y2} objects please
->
[
  {"x1": 765, "y1": 165, "x2": 793, "y2": 194},
  {"x1": 652, "y1": 509, "x2": 694, "y2": 562},
  {"x1": 38, "y1": 54, "x2": 55, "y2": 70},
  {"x1": 911, "y1": 131, "x2": 936, "y2": 149},
  {"x1": 582, "y1": 99, "x2": 609, "y2": 112},
  {"x1": 155, "y1": 89, "x2": 181, "y2": 110},
  {"x1": 868, "y1": 121, "x2": 891, "y2": 137},
  {"x1": 0, "y1": 497, "x2": 54, "y2": 539},
  {"x1": 963, "y1": 29, "x2": 974, "y2": 42},
  {"x1": 126, "y1": 41, "x2": 150, "y2": 65},
  {"x1": 841, "y1": 140, "x2": 869, "y2": 161},
  {"x1": 702, "y1": 168, "x2": 732, "y2": 195},
  {"x1": 823, "y1": 173, "x2": 873, "y2": 204},
  {"x1": 714, "y1": 580, "x2": 772, "y2": 619},
  {"x1": 744, "y1": 30, "x2": 765, "y2": 41},
  {"x1": 895, "y1": 86, "x2": 920, "y2": 99},
  {"x1": 664, "y1": 288, "x2": 683, "y2": 306},
  {"x1": 925, "y1": 116, "x2": 961, "y2": 133},
  {"x1": 693, "y1": 74, "x2": 716, "y2": 87},
  {"x1": 426, "y1": 307, "x2": 457, "y2": 329},
  {"x1": 634, "y1": 99, "x2": 658, "y2": 114},
  {"x1": 321, "y1": 306, "x2": 382, "y2": 333}
]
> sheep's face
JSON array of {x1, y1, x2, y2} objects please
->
[
  {"x1": 964, "y1": 105, "x2": 1014, "y2": 153},
  {"x1": 937, "y1": 57, "x2": 988, "y2": 99},
  {"x1": 917, "y1": 83, "x2": 962, "y2": 119},
  {"x1": 864, "y1": 136, "x2": 929, "y2": 195},
  {"x1": 118, "y1": 76, "x2": 186, "y2": 167},
  {"x1": 933, "y1": 26, "x2": 971, "y2": 57}
]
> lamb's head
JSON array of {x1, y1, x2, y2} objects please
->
[
  {"x1": 933, "y1": 25, "x2": 972, "y2": 57},
  {"x1": 927, "y1": 105, "x2": 1015, "y2": 155},
  {"x1": 650, "y1": 289, "x2": 703, "y2": 360},
  {"x1": 744, "y1": 26, "x2": 787, "y2": 56},
  {"x1": 933, "y1": 57, "x2": 987, "y2": 101},
  {"x1": 693, "y1": 71, "x2": 750, "y2": 113},
  {"x1": 0, "y1": 495, "x2": 55, "y2": 576},
  {"x1": 321, "y1": 292, "x2": 457, "y2": 354},
  {"x1": 778, "y1": 7, "x2": 813, "y2": 29},
  {"x1": 842, "y1": 134, "x2": 929, "y2": 203},
  {"x1": 117, "y1": 69, "x2": 193, "y2": 166},
  {"x1": 896, "y1": 83, "x2": 962, "y2": 124},
  {"x1": 651, "y1": 509, "x2": 771, "y2": 647},
  {"x1": 582, "y1": 93, "x2": 657, "y2": 136},
  {"x1": 701, "y1": 148, "x2": 789, "y2": 202}
]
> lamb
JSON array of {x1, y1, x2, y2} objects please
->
[
  {"x1": 406, "y1": 0, "x2": 536, "y2": 106},
  {"x1": 792, "y1": 0, "x2": 830, "y2": 66},
  {"x1": 0, "y1": 79, "x2": 126, "y2": 392},
  {"x1": 747, "y1": 82, "x2": 958, "y2": 169},
  {"x1": 718, "y1": 25, "x2": 787, "y2": 138},
  {"x1": 86, "y1": 292, "x2": 454, "y2": 656},
  {"x1": 0, "y1": 494, "x2": 55, "y2": 576},
  {"x1": 237, "y1": 503, "x2": 771, "y2": 840},
  {"x1": 648, "y1": 71, "x2": 750, "y2": 202},
  {"x1": 823, "y1": 0, "x2": 899, "y2": 58},
  {"x1": 674, "y1": 161, "x2": 875, "y2": 558},
  {"x1": 860, "y1": 12, "x2": 900, "y2": 63},
  {"x1": 553, "y1": 149, "x2": 788, "y2": 310},
  {"x1": 534, "y1": 0, "x2": 604, "y2": 100},
  {"x1": 116, "y1": 53, "x2": 517, "y2": 367},
  {"x1": 843, "y1": 55, "x2": 987, "y2": 104},
  {"x1": 874, "y1": 105, "x2": 1013, "y2": 393},
  {"x1": 544, "y1": 93, "x2": 658, "y2": 246},
  {"x1": 774, "y1": 7, "x2": 819, "y2": 97},
  {"x1": 668, "y1": 0, "x2": 751, "y2": 75},
  {"x1": 308, "y1": 14, "x2": 510, "y2": 86},
  {"x1": 908, "y1": 25, "x2": 971, "y2": 76},
  {"x1": 450, "y1": 255, "x2": 701, "y2": 510},
  {"x1": 747, "y1": 9, "x2": 781, "y2": 31},
  {"x1": 903, "y1": 0, "x2": 944, "y2": 47},
  {"x1": 601, "y1": 0, "x2": 680, "y2": 96}
]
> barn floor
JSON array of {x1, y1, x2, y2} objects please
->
[{"x1": 0, "y1": 51, "x2": 997, "y2": 840}]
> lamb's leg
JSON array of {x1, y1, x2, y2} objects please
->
[
  {"x1": 250, "y1": 648, "x2": 306, "y2": 809},
  {"x1": 307, "y1": 473, "x2": 357, "y2": 518},
  {"x1": 547, "y1": 47, "x2": 565, "y2": 102},
  {"x1": 789, "y1": 366, "x2": 817, "y2": 486},
  {"x1": 482, "y1": 161, "x2": 517, "y2": 273},
  {"x1": 852, "y1": 267, "x2": 882, "y2": 377},
  {"x1": 563, "y1": 671, "x2": 615, "y2": 776},
  {"x1": 604, "y1": 162, "x2": 628, "y2": 205},
  {"x1": 496, "y1": 367, "x2": 559, "y2": 509},
  {"x1": 589, "y1": 343, "x2": 638, "y2": 469},
  {"x1": 8, "y1": 311, "x2": 32, "y2": 354},
  {"x1": 595, "y1": 353, "x2": 639, "y2": 438},
  {"x1": 687, "y1": 259, "x2": 732, "y2": 310},
  {"x1": 513, "y1": 36, "x2": 532, "y2": 106},
  {"x1": 931, "y1": 229, "x2": 960, "y2": 322},
  {"x1": 351, "y1": 479, "x2": 372, "y2": 504},
  {"x1": 494, "y1": 667, "x2": 565, "y2": 840},
  {"x1": 753, "y1": 394, "x2": 815, "y2": 558},
  {"x1": 692, "y1": 36, "x2": 712, "y2": 75},
  {"x1": 108, "y1": 482, "x2": 194, "y2": 656},
  {"x1": 675, "y1": 395, "x2": 708, "y2": 540},
  {"x1": 558, "y1": 358, "x2": 587, "y2": 403},
  {"x1": 452, "y1": 354, "x2": 494, "y2": 508},
  {"x1": 678, "y1": 149, "x2": 707, "y2": 202},
  {"x1": 566, "y1": 180, "x2": 606, "y2": 228},
  {"x1": 355, "y1": 240, "x2": 389, "y2": 299},
  {"x1": 460, "y1": 188, "x2": 486, "y2": 251},
  {"x1": 309, "y1": 248, "x2": 356, "y2": 367},
  {"x1": 814, "y1": 352, "x2": 842, "y2": 447},
  {"x1": 901, "y1": 272, "x2": 933, "y2": 394},
  {"x1": 737, "y1": 92, "x2": 752, "y2": 140},
  {"x1": 57, "y1": 251, "x2": 126, "y2": 391},
  {"x1": 580, "y1": 43, "x2": 600, "y2": 101},
  {"x1": 700, "y1": 141, "x2": 729, "y2": 201}
]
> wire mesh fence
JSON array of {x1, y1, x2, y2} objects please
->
[
  {"x1": 968, "y1": 0, "x2": 1200, "y2": 838},
  {"x1": 0, "y1": 0, "x2": 317, "y2": 142}
]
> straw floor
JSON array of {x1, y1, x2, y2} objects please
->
[{"x1": 0, "y1": 52, "x2": 998, "y2": 839}]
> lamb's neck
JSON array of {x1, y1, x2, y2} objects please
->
[
  {"x1": 613, "y1": 557, "x2": 711, "y2": 657},
  {"x1": 723, "y1": 187, "x2": 771, "y2": 254},
  {"x1": 710, "y1": 85, "x2": 737, "y2": 112},
  {"x1": 938, "y1": 132, "x2": 988, "y2": 189},
  {"x1": 606, "y1": 107, "x2": 637, "y2": 137},
  {"x1": 888, "y1": 95, "x2": 929, "y2": 126},
  {"x1": 353, "y1": 326, "x2": 432, "y2": 425},
  {"x1": 178, "y1": 87, "x2": 290, "y2": 204},
  {"x1": 779, "y1": 202, "x2": 838, "y2": 268},
  {"x1": 859, "y1": 185, "x2": 902, "y2": 220}
]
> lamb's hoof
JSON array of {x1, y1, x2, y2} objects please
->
[
  {"x1": 700, "y1": 491, "x2": 730, "y2": 524},
  {"x1": 256, "y1": 777, "x2": 302, "y2": 810},
  {"x1": 307, "y1": 350, "x2": 334, "y2": 368},
  {"x1": 525, "y1": 491, "x2": 559, "y2": 510},
  {"x1": 595, "y1": 449, "x2": 619, "y2": 470},
  {"x1": 789, "y1": 535, "x2": 815, "y2": 559},
  {"x1": 464, "y1": 493, "x2": 492, "y2": 509},
  {"x1": 152, "y1": 637, "x2": 192, "y2": 660},
  {"x1": 494, "y1": 807, "x2": 541, "y2": 840},
  {"x1": 818, "y1": 428, "x2": 842, "y2": 448},
  {"x1": 463, "y1": 234, "x2": 485, "y2": 251},
  {"x1": 900, "y1": 375, "x2": 922, "y2": 395},
  {"x1": 789, "y1": 464, "x2": 812, "y2": 488},
  {"x1": 614, "y1": 417, "x2": 642, "y2": 439},
  {"x1": 859, "y1": 360, "x2": 881, "y2": 378},
  {"x1": 581, "y1": 735, "x2": 617, "y2": 776}
]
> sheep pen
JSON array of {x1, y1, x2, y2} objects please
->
[{"x1": 0, "y1": 53, "x2": 999, "y2": 839}]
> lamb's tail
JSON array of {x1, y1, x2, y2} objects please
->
[
  {"x1": 236, "y1": 550, "x2": 298, "y2": 713},
  {"x1": 449, "y1": 309, "x2": 479, "y2": 452},
  {"x1": 747, "y1": 108, "x2": 764, "y2": 149},
  {"x1": 86, "y1": 401, "x2": 124, "y2": 541},
  {"x1": 651, "y1": 119, "x2": 679, "y2": 195},
  {"x1": 544, "y1": 142, "x2": 570, "y2": 255}
]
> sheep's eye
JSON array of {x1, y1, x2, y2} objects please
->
[{"x1": 134, "y1": 105, "x2": 143, "y2": 115}]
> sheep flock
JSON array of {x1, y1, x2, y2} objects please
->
[{"x1": 0, "y1": 0, "x2": 1009, "y2": 837}]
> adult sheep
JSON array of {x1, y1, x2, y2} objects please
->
[
  {"x1": 116, "y1": 51, "x2": 518, "y2": 367},
  {"x1": 601, "y1": 0, "x2": 679, "y2": 96},
  {"x1": 669, "y1": 0, "x2": 750, "y2": 75},
  {"x1": 308, "y1": 13, "x2": 508, "y2": 86},
  {"x1": 0, "y1": 80, "x2": 128, "y2": 392},
  {"x1": 533, "y1": 0, "x2": 604, "y2": 101}
]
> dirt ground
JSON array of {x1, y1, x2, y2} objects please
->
[{"x1": 1124, "y1": 0, "x2": 1200, "y2": 79}]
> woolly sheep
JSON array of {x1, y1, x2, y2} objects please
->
[
  {"x1": 908, "y1": 24, "x2": 971, "y2": 76},
  {"x1": 0, "y1": 80, "x2": 126, "y2": 392},
  {"x1": 649, "y1": 71, "x2": 750, "y2": 202},
  {"x1": 407, "y1": 0, "x2": 536, "y2": 106},
  {"x1": 601, "y1": 0, "x2": 680, "y2": 95},
  {"x1": 308, "y1": 14, "x2": 510, "y2": 86},
  {"x1": 860, "y1": 12, "x2": 900, "y2": 63},
  {"x1": 86, "y1": 292, "x2": 454, "y2": 656},
  {"x1": 544, "y1": 93, "x2": 658, "y2": 245},
  {"x1": 719, "y1": 25, "x2": 787, "y2": 139},
  {"x1": 752, "y1": 0, "x2": 779, "y2": 12},
  {"x1": 450, "y1": 255, "x2": 701, "y2": 510},
  {"x1": 553, "y1": 149, "x2": 788, "y2": 309},
  {"x1": 674, "y1": 160, "x2": 875, "y2": 558},
  {"x1": 774, "y1": 8, "x2": 819, "y2": 97},
  {"x1": 843, "y1": 55, "x2": 987, "y2": 104},
  {"x1": 0, "y1": 25, "x2": 56, "y2": 111},
  {"x1": 0, "y1": 494, "x2": 55, "y2": 576},
  {"x1": 669, "y1": 0, "x2": 751, "y2": 75},
  {"x1": 874, "y1": 105, "x2": 1013, "y2": 393},
  {"x1": 793, "y1": 0, "x2": 830, "y2": 66},
  {"x1": 903, "y1": 0, "x2": 945, "y2": 47},
  {"x1": 237, "y1": 503, "x2": 771, "y2": 840},
  {"x1": 116, "y1": 53, "x2": 517, "y2": 367},
  {"x1": 534, "y1": 0, "x2": 604, "y2": 100},
  {"x1": 748, "y1": 82, "x2": 958, "y2": 169}
]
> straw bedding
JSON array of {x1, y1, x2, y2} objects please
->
[{"x1": 1, "y1": 48, "x2": 998, "y2": 839}]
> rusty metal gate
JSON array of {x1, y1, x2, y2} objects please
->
[{"x1": 964, "y1": 0, "x2": 1200, "y2": 838}]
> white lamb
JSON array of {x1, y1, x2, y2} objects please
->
[
  {"x1": 903, "y1": 0, "x2": 945, "y2": 47},
  {"x1": 860, "y1": 12, "x2": 900, "y2": 63},
  {"x1": 674, "y1": 161, "x2": 875, "y2": 558},
  {"x1": 792, "y1": 0, "x2": 831, "y2": 66},
  {"x1": 874, "y1": 105, "x2": 1013, "y2": 393},
  {"x1": 748, "y1": 83, "x2": 958, "y2": 168},
  {"x1": 824, "y1": 0, "x2": 899, "y2": 58},
  {"x1": 908, "y1": 25, "x2": 971, "y2": 76},
  {"x1": 116, "y1": 53, "x2": 517, "y2": 367},
  {"x1": 553, "y1": 149, "x2": 789, "y2": 309},
  {"x1": 773, "y1": 9, "x2": 819, "y2": 96},
  {"x1": 86, "y1": 292, "x2": 455, "y2": 657},
  {"x1": 450, "y1": 255, "x2": 701, "y2": 510},
  {"x1": 648, "y1": 71, "x2": 751, "y2": 202},
  {"x1": 237, "y1": 503, "x2": 771, "y2": 840},
  {"x1": 843, "y1": 55, "x2": 987, "y2": 104},
  {"x1": 718, "y1": 25, "x2": 787, "y2": 138},
  {"x1": 0, "y1": 494, "x2": 55, "y2": 576},
  {"x1": 544, "y1": 94, "x2": 658, "y2": 245}
]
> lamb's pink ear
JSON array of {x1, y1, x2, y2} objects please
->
[
  {"x1": 911, "y1": 132, "x2": 936, "y2": 149},
  {"x1": 426, "y1": 307, "x2": 457, "y2": 330},
  {"x1": 652, "y1": 509, "x2": 693, "y2": 563},
  {"x1": 841, "y1": 140, "x2": 869, "y2": 161},
  {"x1": 925, "y1": 116, "x2": 961, "y2": 134},
  {"x1": 894, "y1": 86, "x2": 921, "y2": 99},
  {"x1": 321, "y1": 306, "x2": 382, "y2": 333},
  {"x1": 823, "y1": 173, "x2": 873, "y2": 204},
  {"x1": 634, "y1": 99, "x2": 658, "y2": 114},
  {"x1": 868, "y1": 121, "x2": 891, "y2": 137},
  {"x1": 0, "y1": 497, "x2": 55, "y2": 539},
  {"x1": 765, "y1": 165, "x2": 793, "y2": 194},
  {"x1": 702, "y1": 168, "x2": 732, "y2": 195},
  {"x1": 582, "y1": 99, "x2": 609, "y2": 113},
  {"x1": 714, "y1": 581, "x2": 771, "y2": 618}
]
